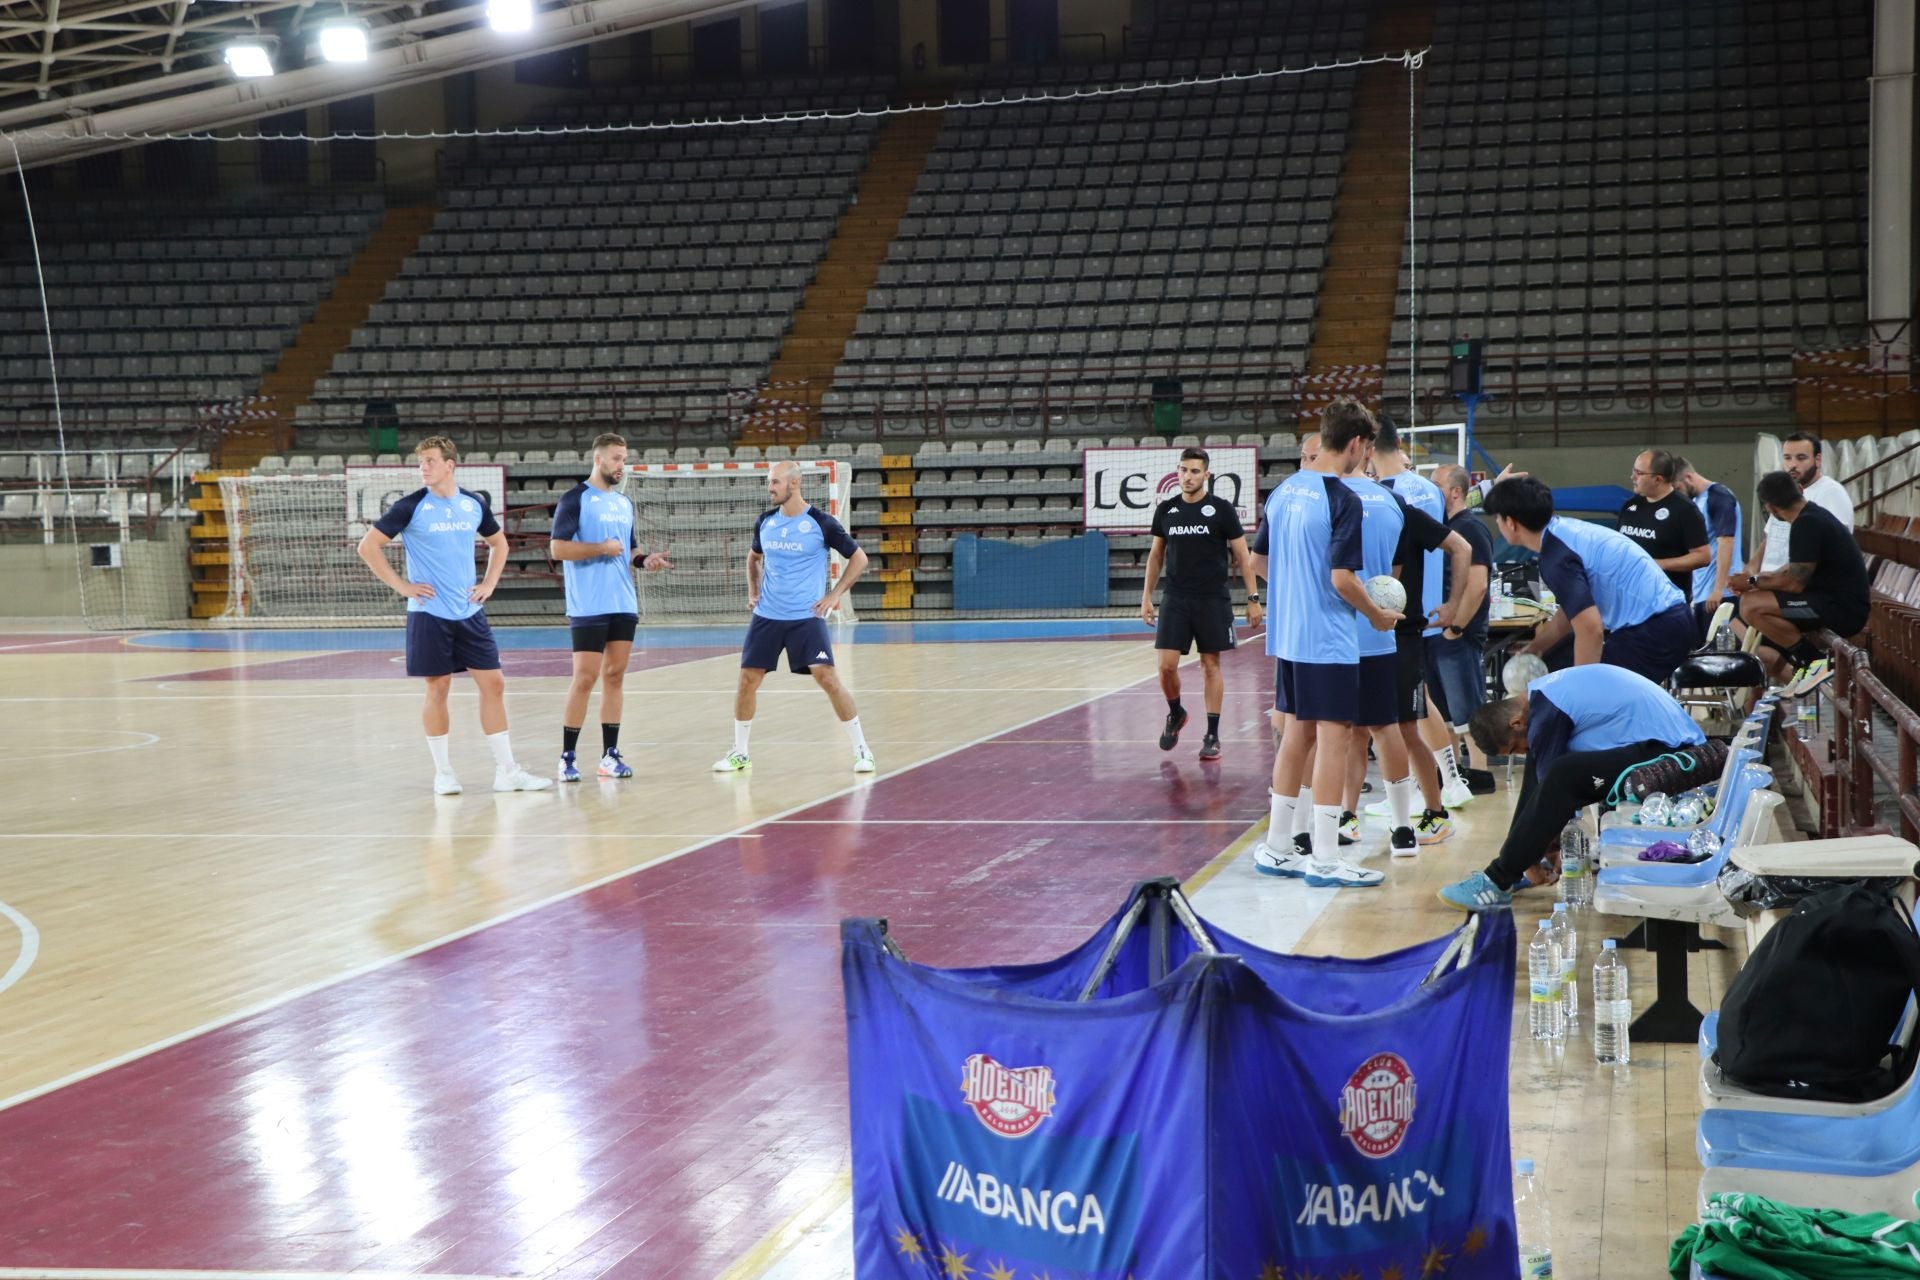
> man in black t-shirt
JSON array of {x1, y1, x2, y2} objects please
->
[
  {"x1": 1617, "y1": 448, "x2": 1711, "y2": 599},
  {"x1": 1142, "y1": 447, "x2": 1262, "y2": 759},
  {"x1": 1731, "y1": 469, "x2": 1871, "y2": 681}
]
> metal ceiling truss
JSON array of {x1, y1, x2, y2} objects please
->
[{"x1": 0, "y1": 0, "x2": 747, "y2": 171}]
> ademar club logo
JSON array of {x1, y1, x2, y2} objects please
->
[
  {"x1": 1338, "y1": 1052, "x2": 1417, "y2": 1158},
  {"x1": 1155, "y1": 471, "x2": 1181, "y2": 499},
  {"x1": 961, "y1": 1053, "x2": 1057, "y2": 1139}
]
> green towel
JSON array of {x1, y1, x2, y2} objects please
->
[{"x1": 1672, "y1": 1192, "x2": 1920, "y2": 1279}]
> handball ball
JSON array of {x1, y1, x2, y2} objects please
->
[
  {"x1": 1502, "y1": 652, "x2": 1549, "y2": 695},
  {"x1": 1365, "y1": 575, "x2": 1407, "y2": 614}
]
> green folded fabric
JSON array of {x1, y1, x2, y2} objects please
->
[{"x1": 1672, "y1": 1192, "x2": 1920, "y2": 1279}]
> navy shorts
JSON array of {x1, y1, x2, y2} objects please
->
[
  {"x1": 1273, "y1": 658, "x2": 1359, "y2": 723},
  {"x1": 570, "y1": 612, "x2": 639, "y2": 653},
  {"x1": 1355, "y1": 652, "x2": 1401, "y2": 727},
  {"x1": 1601, "y1": 603, "x2": 1699, "y2": 684},
  {"x1": 406, "y1": 610, "x2": 502, "y2": 677},
  {"x1": 742, "y1": 614, "x2": 834, "y2": 674}
]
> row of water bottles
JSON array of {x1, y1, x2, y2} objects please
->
[{"x1": 1529, "y1": 904, "x2": 1631, "y2": 1063}]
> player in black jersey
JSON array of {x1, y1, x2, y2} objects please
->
[{"x1": 1141, "y1": 447, "x2": 1263, "y2": 759}]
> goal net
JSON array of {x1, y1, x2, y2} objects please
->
[
  {"x1": 215, "y1": 459, "x2": 852, "y2": 624},
  {"x1": 624, "y1": 460, "x2": 855, "y2": 621},
  {"x1": 218, "y1": 472, "x2": 425, "y2": 623}
]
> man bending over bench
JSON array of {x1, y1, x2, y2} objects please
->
[{"x1": 1438, "y1": 665, "x2": 1707, "y2": 912}]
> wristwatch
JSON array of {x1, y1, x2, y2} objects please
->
[{"x1": 1247, "y1": 593, "x2": 1261, "y2": 604}]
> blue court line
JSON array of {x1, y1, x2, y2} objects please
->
[{"x1": 123, "y1": 618, "x2": 1151, "y2": 652}]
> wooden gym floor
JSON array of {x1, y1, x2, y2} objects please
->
[{"x1": 0, "y1": 623, "x2": 1743, "y2": 1279}]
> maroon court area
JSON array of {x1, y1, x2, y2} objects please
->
[{"x1": 0, "y1": 645, "x2": 1277, "y2": 1277}]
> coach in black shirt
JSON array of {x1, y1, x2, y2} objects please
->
[
  {"x1": 1732, "y1": 469, "x2": 1871, "y2": 677},
  {"x1": 1617, "y1": 448, "x2": 1710, "y2": 600},
  {"x1": 1142, "y1": 446, "x2": 1262, "y2": 760}
]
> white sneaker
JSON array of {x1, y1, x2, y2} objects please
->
[
  {"x1": 433, "y1": 771, "x2": 462, "y2": 795},
  {"x1": 853, "y1": 749, "x2": 876, "y2": 773},
  {"x1": 1305, "y1": 858, "x2": 1385, "y2": 888},
  {"x1": 713, "y1": 750, "x2": 751, "y2": 772},
  {"x1": 1441, "y1": 778, "x2": 1474, "y2": 809},
  {"x1": 1362, "y1": 798, "x2": 1392, "y2": 819},
  {"x1": 1253, "y1": 839, "x2": 1308, "y2": 878},
  {"x1": 493, "y1": 764, "x2": 554, "y2": 792}
]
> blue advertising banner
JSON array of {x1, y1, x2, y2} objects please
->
[{"x1": 843, "y1": 882, "x2": 1519, "y2": 1279}]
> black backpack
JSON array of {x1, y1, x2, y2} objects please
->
[{"x1": 1713, "y1": 882, "x2": 1920, "y2": 1102}]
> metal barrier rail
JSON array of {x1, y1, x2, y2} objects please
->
[{"x1": 1797, "y1": 629, "x2": 1920, "y2": 842}]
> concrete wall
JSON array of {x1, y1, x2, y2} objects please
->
[
  {"x1": 0, "y1": 526, "x2": 191, "y2": 622},
  {"x1": 373, "y1": 81, "x2": 451, "y2": 201}
]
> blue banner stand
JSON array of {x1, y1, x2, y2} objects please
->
[{"x1": 844, "y1": 879, "x2": 1521, "y2": 1278}]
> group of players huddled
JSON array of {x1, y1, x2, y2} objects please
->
[{"x1": 1141, "y1": 403, "x2": 1498, "y2": 889}]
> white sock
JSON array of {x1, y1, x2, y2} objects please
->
[
  {"x1": 1312, "y1": 804, "x2": 1342, "y2": 865},
  {"x1": 734, "y1": 720, "x2": 752, "y2": 756},
  {"x1": 426, "y1": 734, "x2": 451, "y2": 773},
  {"x1": 485, "y1": 730, "x2": 515, "y2": 771},
  {"x1": 842, "y1": 715, "x2": 869, "y2": 754},
  {"x1": 1437, "y1": 744, "x2": 1462, "y2": 788},
  {"x1": 1269, "y1": 788, "x2": 1297, "y2": 846},
  {"x1": 1453, "y1": 729, "x2": 1471, "y2": 767},
  {"x1": 1387, "y1": 775, "x2": 1415, "y2": 830},
  {"x1": 1292, "y1": 786, "x2": 1314, "y2": 837}
]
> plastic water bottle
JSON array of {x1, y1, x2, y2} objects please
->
[
  {"x1": 1593, "y1": 939, "x2": 1632, "y2": 1065},
  {"x1": 1557, "y1": 818, "x2": 1591, "y2": 908},
  {"x1": 1528, "y1": 918, "x2": 1565, "y2": 1041},
  {"x1": 1551, "y1": 903, "x2": 1579, "y2": 1027},
  {"x1": 1513, "y1": 1157, "x2": 1554, "y2": 1278}
]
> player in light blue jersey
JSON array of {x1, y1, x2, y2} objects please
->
[
  {"x1": 357, "y1": 435, "x2": 551, "y2": 796},
  {"x1": 714, "y1": 460, "x2": 874, "y2": 774},
  {"x1": 1440, "y1": 665, "x2": 1707, "y2": 911},
  {"x1": 1249, "y1": 402, "x2": 1401, "y2": 888},
  {"x1": 549, "y1": 433, "x2": 673, "y2": 782},
  {"x1": 1370, "y1": 423, "x2": 1476, "y2": 819},
  {"x1": 1485, "y1": 475, "x2": 1695, "y2": 683},
  {"x1": 1339, "y1": 434, "x2": 1472, "y2": 860}
]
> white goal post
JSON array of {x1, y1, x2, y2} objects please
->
[
  {"x1": 624, "y1": 459, "x2": 856, "y2": 622},
  {"x1": 215, "y1": 458, "x2": 855, "y2": 625}
]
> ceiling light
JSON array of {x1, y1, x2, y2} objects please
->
[
  {"x1": 318, "y1": 18, "x2": 370, "y2": 63},
  {"x1": 223, "y1": 41, "x2": 275, "y2": 77},
  {"x1": 487, "y1": 0, "x2": 534, "y2": 34}
]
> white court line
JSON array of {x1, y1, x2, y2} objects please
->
[
  {"x1": 0, "y1": 730, "x2": 160, "y2": 761},
  {"x1": 0, "y1": 821, "x2": 1257, "y2": 838},
  {"x1": 0, "y1": 899, "x2": 39, "y2": 997},
  {"x1": 0, "y1": 635, "x2": 121, "y2": 653},
  {"x1": 771, "y1": 818, "x2": 1254, "y2": 825},
  {"x1": 0, "y1": 833, "x2": 754, "y2": 840},
  {"x1": 0, "y1": 1270, "x2": 505, "y2": 1280},
  {"x1": 0, "y1": 640, "x2": 1259, "y2": 1118},
  {"x1": 0, "y1": 686, "x2": 1163, "y2": 701}
]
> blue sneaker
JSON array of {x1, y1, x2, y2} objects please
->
[
  {"x1": 557, "y1": 751, "x2": 580, "y2": 783},
  {"x1": 598, "y1": 748, "x2": 633, "y2": 779},
  {"x1": 1438, "y1": 871, "x2": 1514, "y2": 912}
]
